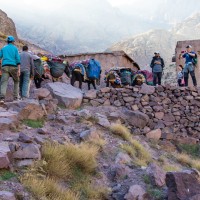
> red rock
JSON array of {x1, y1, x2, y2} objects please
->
[
  {"x1": 139, "y1": 83, "x2": 155, "y2": 95},
  {"x1": 146, "y1": 129, "x2": 161, "y2": 140},
  {"x1": 166, "y1": 169, "x2": 200, "y2": 200},
  {"x1": 163, "y1": 113, "x2": 175, "y2": 122},
  {"x1": 155, "y1": 112, "x2": 164, "y2": 120},
  {"x1": 124, "y1": 185, "x2": 150, "y2": 200},
  {"x1": 0, "y1": 153, "x2": 10, "y2": 169},
  {"x1": 147, "y1": 162, "x2": 166, "y2": 187}
]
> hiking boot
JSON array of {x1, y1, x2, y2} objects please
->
[
  {"x1": 13, "y1": 97, "x2": 22, "y2": 101},
  {"x1": 0, "y1": 98, "x2": 5, "y2": 103}
]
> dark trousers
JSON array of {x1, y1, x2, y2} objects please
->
[
  {"x1": 34, "y1": 77, "x2": 43, "y2": 88},
  {"x1": 153, "y1": 72, "x2": 162, "y2": 86},
  {"x1": 184, "y1": 71, "x2": 197, "y2": 86}
]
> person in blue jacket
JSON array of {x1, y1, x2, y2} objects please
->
[
  {"x1": 0, "y1": 36, "x2": 21, "y2": 102},
  {"x1": 179, "y1": 45, "x2": 197, "y2": 87}
]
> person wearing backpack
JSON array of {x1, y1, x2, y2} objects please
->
[
  {"x1": 150, "y1": 52, "x2": 165, "y2": 86},
  {"x1": 0, "y1": 36, "x2": 20, "y2": 103},
  {"x1": 179, "y1": 45, "x2": 197, "y2": 87},
  {"x1": 19, "y1": 45, "x2": 34, "y2": 99}
]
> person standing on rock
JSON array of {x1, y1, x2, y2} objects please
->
[
  {"x1": 150, "y1": 52, "x2": 165, "y2": 86},
  {"x1": 179, "y1": 45, "x2": 197, "y2": 87},
  {"x1": 0, "y1": 36, "x2": 20, "y2": 103},
  {"x1": 19, "y1": 45, "x2": 34, "y2": 99}
]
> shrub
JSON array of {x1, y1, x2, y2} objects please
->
[
  {"x1": 0, "y1": 170, "x2": 16, "y2": 181},
  {"x1": 178, "y1": 144, "x2": 200, "y2": 158},
  {"x1": 23, "y1": 119, "x2": 44, "y2": 128},
  {"x1": 110, "y1": 123, "x2": 131, "y2": 141}
]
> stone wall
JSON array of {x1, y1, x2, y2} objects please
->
[{"x1": 83, "y1": 84, "x2": 200, "y2": 144}]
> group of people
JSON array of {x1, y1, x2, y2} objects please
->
[
  {"x1": 150, "y1": 45, "x2": 198, "y2": 87},
  {"x1": 0, "y1": 35, "x2": 36, "y2": 103}
]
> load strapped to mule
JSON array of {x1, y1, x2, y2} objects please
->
[
  {"x1": 105, "y1": 67, "x2": 153, "y2": 87},
  {"x1": 46, "y1": 56, "x2": 69, "y2": 78},
  {"x1": 105, "y1": 67, "x2": 134, "y2": 88},
  {"x1": 69, "y1": 58, "x2": 101, "y2": 83}
]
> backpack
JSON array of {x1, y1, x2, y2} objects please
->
[
  {"x1": 34, "y1": 59, "x2": 44, "y2": 78},
  {"x1": 86, "y1": 59, "x2": 101, "y2": 80},
  {"x1": 192, "y1": 53, "x2": 198, "y2": 66}
]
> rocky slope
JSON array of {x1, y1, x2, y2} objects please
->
[
  {"x1": 0, "y1": 9, "x2": 49, "y2": 54},
  {"x1": 1, "y1": 82, "x2": 200, "y2": 200}
]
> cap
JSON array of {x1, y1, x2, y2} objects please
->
[
  {"x1": 154, "y1": 51, "x2": 159, "y2": 54},
  {"x1": 186, "y1": 45, "x2": 192, "y2": 48}
]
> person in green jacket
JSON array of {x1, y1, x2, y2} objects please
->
[{"x1": 0, "y1": 36, "x2": 21, "y2": 102}]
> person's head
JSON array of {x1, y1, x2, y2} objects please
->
[
  {"x1": 7, "y1": 35, "x2": 15, "y2": 44},
  {"x1": 186, "y1": 45, "x2": 192, "y2": 53},
  {"x1": 22, "y1": 45, "x2": 28, "y2": 51},
  {"x1": 178, "y1": 65, "x2": 183, "y2": 71},
  {"x1": 154, "y1": 51, "x2": 160, "y2": 57}
]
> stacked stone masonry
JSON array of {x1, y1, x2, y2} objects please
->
[{"x1": 83, "y1": 84, "x2": 200, "y2": 144}]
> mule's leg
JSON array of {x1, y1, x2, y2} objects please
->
[
  {"x1": 88, "y1": 82, "x2": 91, "y2": 90},
  {"x1": 71, "y1": 72, "x2": 76, "y2": 86},
  {"x1": 92, "y1": 80, "x2": 96, "y2": 89}
]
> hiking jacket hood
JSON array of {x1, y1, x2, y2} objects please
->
[{"x1": 0, "y1": 43, "x2": 20, "y2": 67}]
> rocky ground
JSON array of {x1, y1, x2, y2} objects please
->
[{"x1": 1, "y1": 81, "x2": 200, "y2": 200}]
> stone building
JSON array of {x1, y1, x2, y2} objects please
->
[
  {"x1": 60, "y1": 51, "x2": 140, "y2": 73},
  {"x1": 175, "y1": 40, "x2": 200, "y2": 86}
]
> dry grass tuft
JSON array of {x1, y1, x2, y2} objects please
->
[
  {"x1": 110, "y1": 123, "x2": 131, "y2": 141},
  {"x1": 21, "y1": 142, "x2": 107, "y2": 200},
  {"x1": 130, "y1": 139, "x2": 151, "y2": 163},
  {"x1": 163, "y1": 164, "x2": 180, "y2": 172},
  {"x1": 22, "y1": 175, "x2": 79, "y2": 200},
  {"x1": 120, "y1": 144, "x2": 136, "y2": 158},
  {"x1": 175, "y1": 153, "x2": 200, "y2": 171},
  {"x1": 176, "y1": 153, "x2": 191, "y2": 167}
]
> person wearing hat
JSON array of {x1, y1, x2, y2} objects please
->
[
  {"x1": 0, "y1": 36, "x2": 20, "y2": 103},
  {"x1": 150, "y1": 51, "x2": 165, "y2": 86},
  {"x1": 179, "y1": 45, "x2": 197, "y2": 87}
]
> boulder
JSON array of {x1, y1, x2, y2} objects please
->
[
  {"x1": 0, "y1": 191, "x2": 16, "y2": 200},
  {"x1": 146, "y1": 163, "x2": 166, "y2": 187},
  {"x1": 0, "y1": 153, "x2": 10, "y2": 169},
  {"x1": 12, "y1": 144, "x2": 41, "y2": 160},
  {"x1": 146, "y1": 129, "x2": 162, "y2": 140},
  {"x1": 4, "y1": 99, "x2": 40, "y2": 112},
  {"x1": 95, "y1": 113, "x2": 110, "y2": 128},
  {"x1": 111, "y1": 164, "x2": 131, "y2": 180},
  {"x1": 139, "y1": 84, "x2": 155, "y2": 95},
  {"x1": 124, "y1": 185, "x2": 150, "y2": 200},
  {"x1": 0, "y1": 110, "x2": 18, "y2": 131},
  {"x1": 166, "y1": 169, "x2": 200, "y2": 200},
  {"x1": 47, "y1": 82, "x2": 83, "y2": 109},
  {"x1": 122, "y1": 110, "x2": 149, "y2": 129},
  {"x1": 100, "y1": 87, "x2": 111, "y2": 93},
  {"x1": 33, "y1": 88, "x2": 51, "y2": 100},
  {"x1": 18, "y1": 104, "x2": 45, "y2": 120},
  {"x1": 84, "y1": 89, "x2": 97, "y2": 99},
  {"x1": 18, "y1": 132, "x2": 33, "y2": 143},
  {"x1": 115, "y1": 152, "x2": 132, "y2": 165},
  {"x1": 80, "y1": 128, "x2": 100, "y2": 141}
]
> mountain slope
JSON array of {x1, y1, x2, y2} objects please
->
[{"x1": 0, "y1": 9, "x2": 49, "y2": 54}]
